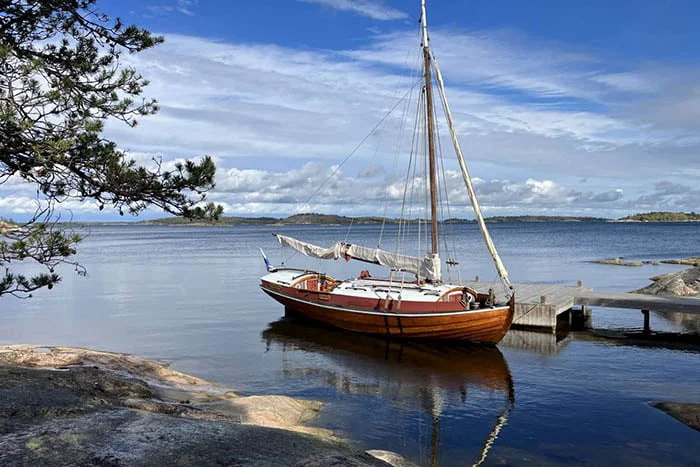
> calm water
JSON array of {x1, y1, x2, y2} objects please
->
[{"x1": 1, "y1": 222, "x2": 699, "y2": 466}]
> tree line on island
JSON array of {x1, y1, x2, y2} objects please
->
[
  {"x1": 138, "y1": 211, "x2": 700, "y2": 226},
  {"x1": 618, "y1": 212, "x2": 700, "y2": 222}
]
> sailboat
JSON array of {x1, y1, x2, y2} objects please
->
[{"x1": 260, "y1": 0, "x2": 514, "y2": 344}]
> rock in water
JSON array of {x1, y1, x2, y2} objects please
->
[
  {"x1": 367, "y1": 450, "x2": 419, "y2": 467},
  {"x1": 634, "y1": 266, "x2": 700, "y2": 297},
  {"x1": 650, "y1": 402, "x2": 700, "y2": 431}
]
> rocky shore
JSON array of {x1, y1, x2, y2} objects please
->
[
  {"x1": 591, "y1": 254, "x2": 699, "y2": 297},
  {"x1": 0, "y1": 345, "x2": 404, "y2": 466},
  {"x1": 634, "y1": 265, "x2": 700, "y2": 297}
]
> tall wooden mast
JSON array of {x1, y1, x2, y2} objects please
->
[{"x1": 421, "y1": 0, "x2": 439, "y2": 258}]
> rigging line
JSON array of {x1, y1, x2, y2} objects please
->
[
  {"x1": 437, "y1": 147, "x2": 454, "y2": 276},
  {"x1": 280, "y1": 240, "x2": 300, "y2": 266},
  {"x1": 299, "y1": 78, "x2": 422, "y2": 210},
  {"x1": 403, "y1": 101, "x2": 423, "y2": 260},
  {"x1": 431, "y1": 54, "x2": 512, "y2": 290},
  {"x1": 431, "y1": 60, "x2": 485, "y2": 284},
  {"x1": 412, "y1": 87, "x2": 428, "y2": 251},
  {"x1": 343, "y1": 217, "x2": 354, "y2": 243},
  {"x1": 433, "y1": 101, "x2": 453, "y2": 281},
  {"x1": 486, "y1": 273, "x2": 510, "y2": 305},
  {"x1": 422, "y1": 85, "x2": 430, "y2": 257},
  {"x1": 400, "y1": 86, "x2": 423, "y2": 255},
  {"x1": 407, "y1": 98, "x2": 423, "y2": 259},
  {"x1": 380, "y1": 80, "x2": 418, "y2": 248},
  {"x1": 513, "y1": 303, "x2": 540, "y2": 323},
  {"x1": 379, "y1": 27, "x2": 423, "y2": 249},
  {"x1": 398, "y1": 84, "x2": 424, "y2": 257},
  {"x1": 405, "y1": 86, "x2": 422, "y2": 258},
  {"x1": 432, "y1": 62, "x2": 459, "y2": 270}
]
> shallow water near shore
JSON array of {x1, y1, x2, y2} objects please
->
[{"x1": 1, "y1": 222, "x2": 699, "y2": 466}]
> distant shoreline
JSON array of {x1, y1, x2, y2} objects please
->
[
  {"x1": 611, "y1": 219, "x2": 700, "y2": 223},
  {"x1": 60, "y1": 216, "x2": 609, "y2": 227},
  {"x1": 47, "y1": 212, "x2": 700, "y2": 227}
]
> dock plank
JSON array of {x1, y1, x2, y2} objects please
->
[
  {"x1": 459, "y1": 280, "x2": 700, "y2": 328},
  {"x1": 575, "y1": 291, "x2": 700, "y2": 315}
]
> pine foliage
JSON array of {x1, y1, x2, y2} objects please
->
[{"x1": 0, "y1": 0, "x2": 220, "y2": 297}]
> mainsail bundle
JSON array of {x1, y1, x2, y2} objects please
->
[{"x1": 275, "y1": 234, "x2": 441, "y2": 282}]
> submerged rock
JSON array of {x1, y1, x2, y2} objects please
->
[
  {"x1": 366, "y1": 450, "x2": 419, "y2": 467},
  {"x1": 590, "y1": 257, "x2": 643, "y2": 267},
  {"x1": 633, "y1": 266, "x2": 700, "y2": 297},
  {"x1": 0, "y1": 345, "x2": 387, "y2": 466},
  {"x1": 661, "y1": 257, "x2": 700, "y2": 266},
  {"x1": 650, "y1": 402, "x2": 700, "y2": 431}
]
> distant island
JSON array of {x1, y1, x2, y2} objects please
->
[
  {"x1": 617, "y1": 211, "x2": 700, "y2": 222},
  {"x1": 141, "y1": 213, "x2": 387, "y2": 226},
  {"x1": 129, "y1": 211, "x2": 700, "y2": 225},
  {"x1": 25, "y1": 211, "x2": 698, "y2": 228},
  {"x1": 447, "y1": 215, "x2": 607, "y2": 223},
  {"x1": 137, "y1": 213, "x2": 608, "y2": 226}
]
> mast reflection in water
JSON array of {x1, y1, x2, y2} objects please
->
[{"x1": 262, "y1": 319, "x2": 515, "y2": 467}]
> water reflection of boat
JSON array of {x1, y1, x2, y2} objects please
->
[{"x1": 262, "y1": 318, "x2": 515, "y2": 466}]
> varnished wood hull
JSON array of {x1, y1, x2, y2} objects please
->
[{"x1": 261, "y1": 282, "x2": 514, "y2": 344}]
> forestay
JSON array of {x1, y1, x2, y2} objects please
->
[{"x1": 275, "y1": 234, "x2": 441, "y2": 282}]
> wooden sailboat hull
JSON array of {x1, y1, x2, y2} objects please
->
[{"x1": 260, "y1": 282, "x2": 514, "y2": 344}]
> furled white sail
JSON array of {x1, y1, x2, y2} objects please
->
[
  {"x1": 275, "y1": 234, "x2": 340, "y2": 260},
  {"x1": 275, "y1": 234, "x2": 441, "y2": 282}
]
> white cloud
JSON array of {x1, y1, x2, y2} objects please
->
[
  {"x1": 146, "y1": 0, "x2": 197, "y2": 17},
  {"x1": 299, "y1": 0, "x2": 408, "y2": 21},
  {"x1": 207, "y1": 163, "x2": 631, "y2": 217},
  {"x1": 0, "y1": 174, "x2": 33, "y2": 193},
  {"x1": 0, "y1": 195, "x2": 101, "y2": 215},
  {"x1": 4, "y1": 21, "x2": 700, "y2": 219},
  {"x1": 358, "y1": 164, "x2": 385, "y2": 178},
  {"x1": 626, "y1": 181, "x2": 700, "y2": 212},
  {"x1": 103, "y1": 31, "x2": 694, "y2": 181},
  {"x1": 592, "y1": 72, "x2": 655, "y2": 93}
]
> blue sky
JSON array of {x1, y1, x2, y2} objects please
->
[
  {"x1": 2, "y1": 0, "x2": 700, "y2": 220},
  {"x1": 110, "y1": 0, "x2": 700, "y2": 62}
]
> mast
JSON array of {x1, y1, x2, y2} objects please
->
[{"x1": 421, "y1": 0, "x2": 439, "y2": 258}]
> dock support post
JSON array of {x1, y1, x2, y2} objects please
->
[
  {"x1": 641, "y1": 309, "x2": 650, "y2": 335},
  {"x1": 570, "y1": 306, "x2": 590, "y2": 330}
]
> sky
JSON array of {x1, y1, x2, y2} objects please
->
[{"x1": 2, "y1": 0, "x2": 700, "y2": 221}]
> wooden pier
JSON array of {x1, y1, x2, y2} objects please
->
[{"x1": 460, "y1": 280, "x2": 700, "y2": 331}]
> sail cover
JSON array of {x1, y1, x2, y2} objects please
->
[{"x1": 275, "y1": 234, "x2": 441, "y2": 281}]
